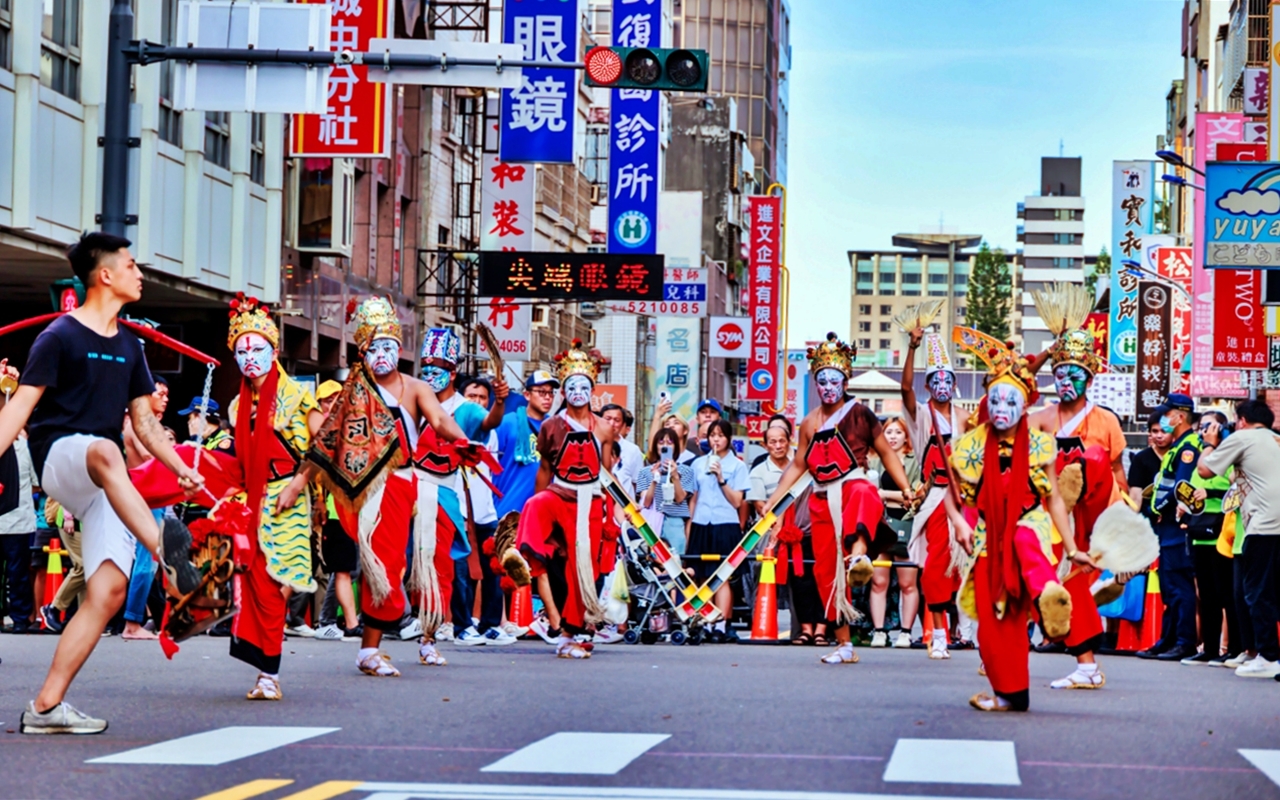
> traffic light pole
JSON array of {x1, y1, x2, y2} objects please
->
[{"x1": 101, "y1": 0, "x2": 136, "y2": 237}]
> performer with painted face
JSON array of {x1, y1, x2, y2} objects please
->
[
  {"x1": 225, "y1": 295, "x2": 324, "y2": 700},
  {"x1": 1027, "y1": 284, "x2": 1129, "y2": 690},
  {"x1": 292, "y1": 299, "x2": 465, "y2": 676},
  {"x1": 901, "y1": 321, "x2": 968, "y2": 660},
  {"x1": 505, "y1": 340, "x2": 617, "y2": 660},
  {"x1": 944, "y1": 332, "x2": 1083, "y2": 712},
  {"x1": 766, "y1": 333, "x2": 915, "y2": 665}
]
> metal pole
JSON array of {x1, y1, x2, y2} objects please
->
[
  {"x1": 101, "y1": 0, "x2": 135, "y2": 236},
  {"x1": 946, "y1": 240, "x2": 956, "y2": 365}
]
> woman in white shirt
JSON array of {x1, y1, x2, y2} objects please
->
[
  {"x1": 688, "y1": 420, "x2": 751, "y2": 642},
  {"x1": 636, "y1": 427, "x2": 695, "y2": 555}
]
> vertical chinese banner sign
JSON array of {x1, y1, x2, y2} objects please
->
[
  {"x1": 746, "y1": 195, "x2": 782, "y2": 402},
  {"x1": 1192, "y1": 112, "x2": 1245, "y2": 397},
  {"x1": 653, "y1": 317, "x2": 700, "y2": 423},
  {"x1": 1153, "y1": 246, "x2": 1193, "y2": 393},
  {"x1": 478, "y1": 135, "x2": 535, "y2": 361},
  {"x1": 608, "y1": 0, "x2": 660, "y2": 254},
  {"x1": 291, "y1": 0, "x2": 391, "y2": 157},
  {"x1": 1084, "y1": 312, "x2": 1109, "y2": 365},
  {"x1": 500, "y1": 0, "x2": 576, "y2": 164},
  {"x1": 1110, "y1": 161, "x2": 1153, "y2": 367},
  {"x1": 1213, "y1": 269, "x2": 1267, "y2": 369},
  {"x1": 1135, "y1": 282, "x2": 1172, "y2": 418}
]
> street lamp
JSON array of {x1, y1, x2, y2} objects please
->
[
  {"x1": 1155, "y1": 149, "x2": 1206, "y2": 176},
  {"x1": 1161, "y1": 173, "x2": 1206, "y2": 192}
]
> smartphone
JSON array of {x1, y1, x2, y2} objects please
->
[
  {"x1": 659, "y1": 444, "x2": 674, "y2": 462},
  {"x1": 658, "y1": 390, "x2": 670, "y2": 404}
]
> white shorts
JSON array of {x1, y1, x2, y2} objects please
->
[{"x1": 41, "y1": 434, "x2": 136, "y2": 583}]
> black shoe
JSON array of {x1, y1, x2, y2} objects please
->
[
  {"x1": 1180, "y1": 651, "x2": 1215, "y2": 666},
  {"x1": 706, "y1": 629, "x2": 725, "y2": 644},
  {"x1": 39, "y1": 605, "x2": 64, "y2": 634},
  {"x1": 1156, "y1": 645, "x2": 1198, "y2": 661},
  {"x1": 722, "y1": 629, "x2": 741, "y2": 644},
  {"x1": 1033, "y1": 640, "x2": 1067, "y2": 654},
  {"x1": 1135, "y1": 646, "x2": 1168, "y2": 660}
]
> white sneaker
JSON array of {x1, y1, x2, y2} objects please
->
[
  {"x1": 482, "y1": 627, "x2": 518, "y2": 646},
  {"x1": 1235, "y1": 656, "x2": 1280, "y2": 678},
  {"x1": 1224, "y1": 651, "x2": 1255, "y2": 669},
  {"x1": 313, "y1": 624, "x2": 344, "y2": 641},
  {"x1": 893, "y1": 630, "x2": 912, "y2": 649},
  {"x1": 869, "y1": 630, "x2": 888, "y2": 648},
  {"x1": 284, "y1": 623, "x2": 316, "y2": 638},
  {"x1": 21, "y1": 702, "x2": 107, "y2": 735},
  {"x1": 455, "y1": 626, "x2": 486, "y2": 646},
  {"x1": 529, "y1": 615, "x2": 558, "y2": 644},
  {"x1": 501, "y1": 621, "x2": 528, "y2": 638},
  {"x1": 433, "y1": 621, "x2": 453, "y2": 642},
  {"x1": 593, "y1": 624, "x2": 625, "y2": 644},
  {"x1": 399, "y1": 618, "x2": 424, "y2": 641}
]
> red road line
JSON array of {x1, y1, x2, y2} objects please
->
[{"x1": 648, "y1": 751, "x2": 884, "y2": 762}]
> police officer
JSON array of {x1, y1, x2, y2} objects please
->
[{"x1": 1138, "y1": 393, "x2": 1200, "y2": 661}]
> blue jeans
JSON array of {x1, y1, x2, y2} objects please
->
[
  {"x1": 123, "y1": 512, "x2": 161, "y2": 624},
  {"x1": 661, "y1": 516, "x2": 687, "y2": 556}
]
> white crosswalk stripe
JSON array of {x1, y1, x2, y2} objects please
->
[
  {"x1": 882, "y1": 738, "x2": 1021, "y2": 786},
  {"x1": 480, "y1": 732, "x2": 671, "y2": 775},
  {"x1": 86, "y1": 725, "x2": 339, "y2": 765},
  {"x1": 1240, "y1": 749, "x2": 1280, "y2": 787},
  {"x1": 353, "y1": 783, "x2": 1044, "y2": 800}
]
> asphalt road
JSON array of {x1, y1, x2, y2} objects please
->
[{"x1": 0, "y1": 633, "x2": 1277, "y2": 800}]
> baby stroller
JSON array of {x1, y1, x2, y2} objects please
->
[{"x1": 617, "y1": 523, "x2": 700, "y2": 645}]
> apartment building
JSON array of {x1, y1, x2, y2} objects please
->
[{"x1": 1016, "y1": 157, "x2": 1085, "y2": 354}]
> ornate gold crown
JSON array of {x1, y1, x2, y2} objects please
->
[
  {"x1": 348, "y1": 295, "x2": 402, "y2": 352},
  {"x1": 1049, "y1": 328, "x2": 1102, "y2": 375},
  {"x1": 1032, "y1": 282, "x2": 1101, "y2": 374},
  {"x1": 227, "y1": 294, "x2": 278, "y2": 350},
  {"x1": 553, "y1": 339, "x2": 600, "y2": 383},
  {"x1": 953, "y1": 326, "x2": 1039, "y2": 403},
  {"x1": 806, "y1": 332, "x2": 856, "y2": 378}
]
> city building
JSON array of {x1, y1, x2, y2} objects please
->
[{"x1": 1016, "y1": 156, "x2": 1085, "y2": 354}]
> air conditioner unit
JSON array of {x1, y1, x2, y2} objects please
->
[
  {"x1": 289, "y1": 158, "x2": 355, "y2": 257},
  {"x1": 579, "y1": 302, "x2": 605, "y2": 320}
]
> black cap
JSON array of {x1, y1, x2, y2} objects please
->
[{"x1": 1165, "y1": 393, "x2": 1194, "y2": 412}]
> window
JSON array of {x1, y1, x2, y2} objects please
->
[
  {"x1": 858, "y1": 321, "x2": 871, "y2": 332},
  {"x1": 903, "y1": 288, "x2": 920, "y2": 297},
  {"x1": 858, "y1": 339, "x2": 871, "y2": 350},
  {"x1": 1053, "y1": 233, "x2": 1077, "y2": 245},
  {"x1": 901, "y1": 273, "x2": 920, "y2": 284},
  {"x1": 928, "y1": 274, "x2": 948, "y2": 284},
  {"x1": 438, "y1": 225, "x2": 450, "y2": 246},
  {"x1": 158, "y1": 0, "x2": 181, "y2": 145},
  {"x1": 1052, "y1": 257, "x2": 1078, "y2": 268},
  {"x1": 878, "y1": 271, "x2": 895, "y2": 286},
  {"x1": 879, "y1": 339, "x2": 891, "y2": 349},
  {"x1": 879, "y1": 322, "x2": 891, "y2": 332},
  {"x1": 858, "y1": 304, "x2": 871, "y2": 315},
  {"x1": 956, "y1": 306, "x2": 966, "y2": 317},
  {"x1": 250, "y1": 114, "x2": 266, "y2": 185},
  {"x1": 879, "y1": 305, "x2": 892, "y2": 315},
  {"x1": 856, "y1": 270, "x2": 874, "y2": 283},
  {"x1": 879, "y1": 285, "x2": 895, "y2": 296},
  {"x1": 204, "y1": 113, "x2": 230, "y2": 168},
  {"x1": 855, "y1": 288, "x2": 873, "y2": 296},
  {"x1": 41, "y1": 0, "x2": 80, "y2": 100},
  {"x1": 874, "y1": 398, "x2": 884, "y2": 413},
  {"x1": 1054, "y1": 208, "x2": 1080, "y2": 221},
  {"x1": 0, "y1": 0, "x2": 12, "y2": 72}
]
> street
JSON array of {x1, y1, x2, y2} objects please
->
[{"x1": 0, "y1": 635, "x2": 1277, "y2": 800}]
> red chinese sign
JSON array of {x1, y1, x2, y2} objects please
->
[
  {"x1": 1216, "y1": 142, "x2": 1268, "y2": 161},
  {"x1": 1213, "y1": 268, "x2": 1267, "y2": 368},
  {"x1": 1153, "y1": 246, "x2": 1192, "y2": 393},
  {"x1": 477, "y1": 252, "x2": 664, "y2": 301},
  {"x1": 746, "y1": 196, "x2": 782, "y2": 402},
  {"x1": 291, "y1": 0, "x2": 391, "y2": 158},
  {"x1": 745, "y1": 415, "x2": 771, "y2": 440},
  {"x1": 1084, "y1": 312, "x2": 1108, "y2": 365}
]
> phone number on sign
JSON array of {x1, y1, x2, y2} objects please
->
[
  {"x1": 481, "y1": 339, "x2": 528, "y2": 354},
  {"x1": 606, "y1": 301, "x2": 704, "y2": 316}
]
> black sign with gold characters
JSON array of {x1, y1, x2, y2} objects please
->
[
  {"x1": 479, "y1": 252, "x2": 665, "y2": 302},
  {"x1": 1174, "y1": 480, "x2": 1205, "y2": 516}
]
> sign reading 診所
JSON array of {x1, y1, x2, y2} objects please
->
[
  {"x1": 607, "y1": 0, "x2": 661, "y2": 255},
  {"x1": 1204, "y1": 161, "x2": 1280, "y2": 268},
  {"x1": 478, "y1": 252, "x2": 665, "y2": 301}
]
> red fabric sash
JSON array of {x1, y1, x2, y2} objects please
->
[
  {"x1": 978, "y1": 420, "x2": 1031, "y2": 605},
  {"x1": 236, "y1": 364, "x2": 280, "y2": 566}
]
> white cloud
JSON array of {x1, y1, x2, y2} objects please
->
[{"x1": 1216, "y1": 189, "x2": 1280, "y2": 216}]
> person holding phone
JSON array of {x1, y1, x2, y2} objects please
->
[
  {"x1": 688, "y1": 419, "x2": 751, "y2": 642},
  {"x1": 636, "y1": 428, "x2": 694, "y2": 555}
]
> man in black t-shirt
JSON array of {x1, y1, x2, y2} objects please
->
[
  {"x1": 0, "y1": 232, "x2": 203, "y2": 735},
  {"x1": 1128, "y1": 410, "x2": 1171, "y2": 513}
]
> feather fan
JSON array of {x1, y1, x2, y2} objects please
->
[
  {"x1": 891, "y1": 299, "x2": 945, "y2": 332},
  {"x1": 1030, "y1": 282, "x2": 1094, "y2": 337}
]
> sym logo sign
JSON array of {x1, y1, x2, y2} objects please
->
[{"x1": 709, "y1": 316, "x2": 750, "y2": 358}]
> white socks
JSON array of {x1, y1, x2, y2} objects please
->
[
  {"x1": 357, "y1": 647, "x2": 377, "y2": 664},
  {"x1": 1078, "y1": 662, "x2": 1099, "y2": 675},
  {"x1": 714, "y1": 621, "x2": 727, "y2": 633},
  {"x1": 933, "y1": 628, "x2": 947, "y2": 646}
]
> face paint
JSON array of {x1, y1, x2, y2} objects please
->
[
  {"x1": 1053, "y1": 364, "x2": 1089, "y2": 403},
  {"x1": 423, "y1": 365, "x2": 451, "y2": 393},
  {"x1": 815, "y1": 368, "x2": 846, "y2": 405},
  {"x1": 234, "y1": 333, "x2": 274, "y2": 379},
  {"x1": 364, "y1": 337, "x2": 401, "y2": 377},
  {"x1": 926, "y1": 370, "x2": 955, "y2": 403},
  {"x1": 987, "y1": 383, "x2": 1026, "y2": 431},
  {"x1": 563, "y1": 375, "x2": 593, "y2": 408}
]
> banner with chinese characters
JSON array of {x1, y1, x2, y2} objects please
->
[
  {"x1": 291, "y1": 0, "x2": 391, "y2": 158},
  {"x1": 1153, "y1": 246, "x2": 1193, "y2": 393},
  {"x1": 1109, "y1": 160, "x2": 1154, "y2": 367},
  {"x1": 746, "y1": 195, "x2": 782, "y2": 402},
  {"x1": 1087, "y1": 373, "x2": 1135, "y2": 418},
  {"x1": 607, "y1": 0, "x2": 660, "y2": 254},
  {"x1": 654, "y1": 191, "x2": 706, "y2": 314},
  {"x1": 1213, "y1": 268, "x2": 1267, "y2": 369},
  {"x1": 480, "y1": 151, "x2": 535, "y2": 252},
  {"x1": 476, "y1": 297, "x2": 532, "y2": 360},
  {"x1": 1136, "y1": 282, "x2": 1172, "y2": 418},
  {"x1": 652, "y1": 316, "x2": 701, "y2": 424},
  {"x1": 1245, "y1": 67, "x2": 1269, "y2": 116},
  {"x1": 1192, "y1": 112, "x2": 1246, "y2": 397},
  {"x1": 1084, "y1": 312, "x2": 1109, "y2": 364},
  {"x1": 477, "y1": 252, "x2": 664, "y2": 301},
  {"x1": 499, "y1": 0, "x2": 577, "y2": 163}
]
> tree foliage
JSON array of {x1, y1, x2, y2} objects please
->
[
  {"x1": 965, "y1": 242, "x2": 1012, "y2": 341},
  {"x1": 1085, "y1": 246, "x2": 1110, "y2": 298}
]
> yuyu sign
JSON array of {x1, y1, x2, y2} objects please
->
[
  {"x1": 1204, "y1": 161, "x2": 1280, "y2": 268},
  {"x1": 499, "y1": 0, "x2": 577, "y2": 164},
  {"x1": 746, "y1": 195, "x2": 782, "y2": 402}
]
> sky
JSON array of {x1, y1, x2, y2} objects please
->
[{"x1": 784, "y1": 0, "x2": 1186, "y2": 344}]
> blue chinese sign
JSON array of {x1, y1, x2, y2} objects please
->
[
  {"x1": 1109, "y1": 160, "x2": 1154, "y2": 367},
  {"x1": 499, "y1": 0, "x2": 577, "y2": 164},
  {"x1": 1204, "y1": 161, "x2": 1280, "y2": 268},
  {"x1": 608, "y1": 0, "x2": 660, "y2": 254}
]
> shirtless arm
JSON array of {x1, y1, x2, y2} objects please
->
[
  {"x1": 764, "y1": 418, "x2": 812, "y2": 510},
  {"x1": 416, "y1": 380, "x2": 465, "y2": 441},
  {"x1": 128, "y1": 396, "x2": 204, "y2": 488},
  {"x1": 901, "y1": 328, "x2": 922, "y2": 410},
  {"x1": 0, "y1": 385, "x2": 42, "y2": 460}
]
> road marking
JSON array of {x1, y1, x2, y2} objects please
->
[
  {"x1": 193, "y1": 779, "x2": 295, "y2": 800},
  {"x1": 351, "y1": 783, "x2": 1044, "y2": 800},
  {"x1": 479, "y1": 732, "x2": 670, "y2": 775},
  {"x1": 1240, "y1": 749, "x2": 1280, "y2": 787},
  {"x1": 882, "y1": 738, "x2": 1020, "y2": 786},
  {"x1": 88, "y1": 726, "x2": 340, "y2": 766},
  {"x1": 277, "y1": 781, "x2": 368, "y2": 800}
]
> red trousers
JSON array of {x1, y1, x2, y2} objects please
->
[
  {"x1": 920, "y1": 502, "x2": 960, "y2": 612},
  {"x1": 517, "y1": 489, "x2": 608, "y2": 632},
  {"x1": 229, "y1": 549, "x2": 286, "y2": 674},
  {"x1": 1052, "y1": 539, "x2": 1104, "y2": 653},
  {"x1": 974, "y1": 523, "x2": 1059, "y2": 708},
  {"x1": 809, "y1": 478, "x2": 884, "y2": 623}
]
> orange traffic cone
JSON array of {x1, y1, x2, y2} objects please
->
[
  {"x1": 509, "y1": 583, "x2": 533, "y2": 629},
  {"x1": 750, "y1": 548, "x2": 778, "y2": 641},
  {"x1": 1116, "y1": 567, "x2": 1163, "y2": 652},
  {"x1": 42, "y1": 537, "x2": 68, "y2": 607}
]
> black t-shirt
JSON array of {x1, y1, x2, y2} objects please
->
[
  {"x1": 1127, "y1": 446, "x2": 1162, "y2": 494},
  {"x1": 21, "y1": 315, "x2": 156, "y2": 476}
]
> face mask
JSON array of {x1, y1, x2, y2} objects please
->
[
  {"x1": 423, "y1": 365, "x2": 451, "y2": 393},
  {"x1": 926, "y1": 370, "x2": 955, "y2": 403},
  {"x1": 815, "y1": 368, "x2": 846, "y2": 405},
  {"x1": 563, "y1": 375, "x2": 593, "y2": 408},
  {"x1": 364, "y1": 337, "x2": 401, "y2": 377},
  {"x1": 234, "y1": 333, "x2": 274, "y2": 379},
  {"x1": 987, "y1": 383, "x2": 1026, "y2": 431},
  {"x1": 1053, "y1": 364, "x2": 1089, "y2": 403},
  {"x1": 1159, "y1": 414, "x2": 1176, "y2": 434}
]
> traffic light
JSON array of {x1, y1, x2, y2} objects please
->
[{"x1": 583, "y1": 46, "x2": 709, "y2": 92}]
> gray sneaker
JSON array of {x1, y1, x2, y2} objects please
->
[{"x1": 21, "y1": 701, "x2": 108, "y2": 735}]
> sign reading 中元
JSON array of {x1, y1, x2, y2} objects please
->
[
  {"x1": 746, "y1": 195, "x2": 782, "y2": 402},
  {"x1": 607, "y1": 0, "x2": 661, "y2": 255},
  {"x1": 478, "y1": 252, "x2": 665, "y2": 302},
  {"x1": 499, "y1": 0, "x2": 577, "y2": 164},
  {"x1": 1110, "y1": 160, "x2": 1155, "y2": 367}
]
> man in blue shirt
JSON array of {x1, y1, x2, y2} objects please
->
[
  {"x1": 1138, "y1": 394, "x2": 1201, "y2": 662},
  {"x1": 494, "y1": 371, "x2": 559, "y2": 518}
]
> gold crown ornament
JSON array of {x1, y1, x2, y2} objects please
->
[
  {"x1": 953, "y1": 326, "x2": 1039, "y2": 404},
  {"x1": 553, "y1": 339, "x2": 601, "y2": 383},
  {"x1": 1032, "y1": 282, "x2": 1101, "y2": 375},
  {"x1": 227, "y1": 294, "x2": 279, "y2": 350},
  {"x1": 347, "y1": 295, "x2": 403, "y2": 352},
  {"x1": 806, "y1": 332, "x2": 856, "y2": 378}
]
